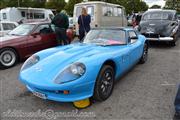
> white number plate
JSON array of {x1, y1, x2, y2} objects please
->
[{"x1": 33, "y1": 91, "x2": 46, "y2": 99}]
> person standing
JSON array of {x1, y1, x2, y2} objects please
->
[
  {"x1": 51, "y1": 10, "x2": 69, "y2": 45},
  {"x1": 78, "y1": 7, "x2": 91, "y2": 41}
]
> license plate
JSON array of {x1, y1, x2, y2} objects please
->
[{"x1": 33, "y1": 91, "x2": 46, "y2": 99}]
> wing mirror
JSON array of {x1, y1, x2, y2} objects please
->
[{"x1": 31, "y1": 32, "x2": 40, "y2": 38}]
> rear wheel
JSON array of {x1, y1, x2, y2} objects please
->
[
  {"x1": 93, "y1": 65, "x2": 115, "y2": 101},
  {"x1": 139, "y1": 43, "x2": 148, "y2": 64},
  {"x1": 0, "y1": 48, "x2": 18, "y2": 69}
]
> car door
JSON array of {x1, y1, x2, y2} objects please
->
[
  {"x1": 128, "y1": 30, "x2": 143, "y2": 66},
  {"x1": 27, "y1": 24, "x2": 56, "y2": 54}
]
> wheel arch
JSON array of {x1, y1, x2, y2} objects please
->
[{"x1": 102, "y1": 59, "x2": 117, "y2": 76}]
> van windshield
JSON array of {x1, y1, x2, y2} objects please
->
[
  {"x1": 83, "y1": 29, "x2": 126, "y2": 46},
  {"x1": 8, "y1": 24, "x2": 35, "y2": 36}
]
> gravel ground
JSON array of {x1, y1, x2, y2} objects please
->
[{"x1": 0, "y1": 39, "x2": 180, "y2": 120}]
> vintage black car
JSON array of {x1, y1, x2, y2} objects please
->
[{"x1": 138, "y1": 9, "x2": 179, "y2": 46}]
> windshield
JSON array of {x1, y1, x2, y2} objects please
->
[
  {"x1": 83, "y1": 29, "x2": 126, "y2": 46},
  {"x1": 142, "y1": 12, "x2": 174, "y2": 20},
  {"x1": 8, "y1": 24, "x2": 35, "y2": 36}
]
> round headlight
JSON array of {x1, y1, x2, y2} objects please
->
[{"x1": 70, "y1": 63, "x2": 85, "y2": 76}]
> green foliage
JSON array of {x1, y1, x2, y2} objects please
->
[
  {"x1": 45, "y1": 0, "x2": 66, "y2": 12},
  {"x1": 164, "y1": 0, "x2": 180, "y2": 12},
  {"x1": 64, "y1": 0, "x2": 83, "y2": 17}
]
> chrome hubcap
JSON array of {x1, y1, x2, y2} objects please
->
[{"x1": 0, "y1": 50, "x2": 16, "y2": 67}]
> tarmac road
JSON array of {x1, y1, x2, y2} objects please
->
[{"x1": 0, "y1": 40, "x2": 180, "y2": 120}]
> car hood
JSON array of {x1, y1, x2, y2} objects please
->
[
  {"x1": 0, "y1": 34, "x2": 24, "y2": 42},
  {"x1": 20, "y1": 43, "x2": 122, "y2": 88},
  {"x1": 139, "y1": 20, "x2": 177, "y2": 36}
]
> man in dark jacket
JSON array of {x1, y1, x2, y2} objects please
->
[{"x1": 52, "y1": 11, "x2": 69, "y2": 45}]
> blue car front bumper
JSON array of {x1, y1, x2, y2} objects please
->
[{"x1": 19, "y1": 74, "x2": 96, "y2": 102}]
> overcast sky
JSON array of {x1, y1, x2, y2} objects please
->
[{"x1": 143, "y1": 0, "x2": 166, "y2": 7}]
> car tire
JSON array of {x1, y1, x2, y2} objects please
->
[
  {"x1": 139, "y1": 43, "x2": 148, "y2": 64},
  {"x1": 93, "y1": 65, "x2": 115, "y2": 102},
  {"x1": 0, "y1": 48, "x2": 18, "y2": 69}
]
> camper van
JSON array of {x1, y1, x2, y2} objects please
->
[
  {"x1": 73, "y1": 1, "x2": 127, "y2": 35},
  {"x1": 0, "y1": 7, "x2": 54, "y2": 23}
]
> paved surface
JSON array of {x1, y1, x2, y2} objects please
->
[{"x1": 0, "y1": 40, "x2": 180, "y2": 120}]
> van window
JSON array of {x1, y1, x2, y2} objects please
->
[
  {"x1": 103, "y1": 6, "x2": 113, "y2": 16},
  {"x1": 34, "y1": 13, "x2": 45, "y2": 19},
  {"x1": 76, "y1": 6, "x2": 94, "y2": 17},
  {"x1": 21, "y1": 11, "x2": 25, "y2": 17},
  {"x1": 87, "y1": 6, "x2": 94, "y2": 17},
  {"x1": 117, "y1": 8, "x2": 122, "y2": 16},
  {"x1": 27, "y1": 13, "x2": 33, "y2": 19},
  {"x1": 114, "y1": 7, "x2": 118, "y2": 16},
  {"x1": 3, "y1": 13, "x2": 7, "y2": 19}
]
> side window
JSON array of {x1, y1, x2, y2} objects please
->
[
  {"x1": 2, "y1": 23, "x2": 16, "y2": 30},
  {"x1": 114, "y1": 7, "x2": 118, "y2": 17},
  {"x1": 21, "y1": 11, "x2": 25, "y2": 17},
  {"x1": 34, "y1": 24, "x2": 52, "y2": 34},
  {"x1": 128, "y1": 31, "x2": 137, "y2": 43},
  {"x1": 117, "y1": 8, "x2": 122, "y2": 16},
  {"x1": 103, "y1": 6, "x2": 113, "y2": 16},
  {"x1": 3, "y1": 13, "x2": 7, "y2": 19},
  {"x1": 34, "y1": 13, "x2": 45, "y2": 19}
]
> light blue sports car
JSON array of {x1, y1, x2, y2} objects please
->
[{"x1": 19, "y1": 27, "x2": 148, "y2": 103}]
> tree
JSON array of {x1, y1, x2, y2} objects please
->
[
  {"x1": 164, "y1": 0, "x2": 180, "y2": 12},
  {"x1": 150, "y1": 5, "x2": 161, "y2": 9},
  {"x1": 64, "y1": 0, "x2": 83, "y2": 16},
  {"x1": 45, "y1": 0, "x2": 66, "y2": 12}
]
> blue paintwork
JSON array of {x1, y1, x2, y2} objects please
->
[
  {"x1": 175, "y1": 85, "x2": 180, "y2": 116},
  {"x1": 19, "y1": 28, "x2": 147, "y2": 102}
]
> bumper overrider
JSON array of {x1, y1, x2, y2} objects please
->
[{"x1": 19, "y1": 72, "x2": 96, "y2": 102}]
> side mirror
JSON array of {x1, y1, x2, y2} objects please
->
[{"x1": 31, "y1": 32, "x2": 40, "y2": 38}]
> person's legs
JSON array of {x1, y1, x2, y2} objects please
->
[
  {"x1": 59, "y1": 29, "x2": 68, "y2": 45},
  {"x1": 55, "y1": 27, "x2": 62, "y2": 45},
  {"x1": 79, "y1": 30, "x2": 85, "y2": 42}
]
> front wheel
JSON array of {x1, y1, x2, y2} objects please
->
[
  {"x1": 139, "y1": 43, "x2": 148, "y2": 64},
  {"x1": 93, "y1": 65, "x2": 115, "y2": 101},
  {"x1": 0, "y1": 48, "x2": 18, "y2": 69}
]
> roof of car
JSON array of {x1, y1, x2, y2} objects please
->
[{"x1": 146, "y1": 9, "x2": 176, "y2": 13}]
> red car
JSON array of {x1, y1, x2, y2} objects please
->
[{"x1": 0, "y1": 22, "x2": 73, "y2": 69}]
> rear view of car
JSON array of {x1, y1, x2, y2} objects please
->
[
  {"x1": 0, "y1": 21, "x2": 18, "y2": 37},
  {"x1": 138, "y1": 9, "x2": 179, "y2": 46}
]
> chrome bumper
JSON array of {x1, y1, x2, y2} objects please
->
[{"x1": 146, "y1": 37, "x2": 174, "y2": 41}]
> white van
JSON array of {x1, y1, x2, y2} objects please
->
[
  {"x1": 73, "y1": 1, "x2": 127, "y2": 35},
  {"x1": 0, "y1": 7, "x2": 54, "y2": 23}
]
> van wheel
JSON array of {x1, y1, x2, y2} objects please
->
[
  {"x1": 93, "y1": 65, "x2": 114, "y2": 101},
  {"x1": 0, "y1": 48, "x2": 18, "y2": 69}
]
